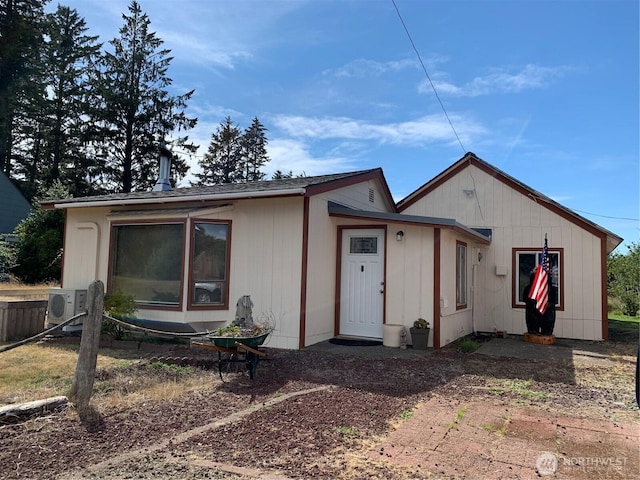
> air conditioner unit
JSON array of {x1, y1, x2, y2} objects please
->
[{"x1": 47, "y1": 289, "x2": 87, "y2": 327}]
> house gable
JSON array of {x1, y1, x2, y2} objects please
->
[
  {"x1": 397, "y1": 152, "x2": 622, "y2": 253},
  {"x1": 397, "y1": 152, "x2": 619, "y2": 342}
]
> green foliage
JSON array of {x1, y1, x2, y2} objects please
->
[
  {"x1": 459, "y1": 337, "x2": 480, "y2": 353},
  {"x1": 608, "y1": 242, "x2": 639, "y2": 317},
  {"x1": 11, "y1": 182, "x2": 69, "y2": 283},
  {"x1": 39, "y1": 5, "x2": 102, "y2": 198},
  {"x1": 240, "y1": 117, "x2": 269, "y2": 182},
  {"x1": 195, "y1": 116, "x2": 271, "y2": 185},
  {"x1": 413, "y1": 318, "x2": 430, "y2": 329},
  {"x1": 104, "y1": 291, "x2": 137, "y2": 317},
  {"x1": 103, "y1": 290, "x2": 136, "y2": 340},
  {"x1": 195, "y1": 116, "x2": 243, "y2": 185},
  {"x1": 213, "y1": 324, "x2": 241, "y2": 337},
  {"x1": 272, "y1": 170, "x2": 306, "y2": 179},
  {"x1": 2, "y1": 1, "x2": 198, "y2": 196},
  {"x1": 150, "y1": 361, "x2": 191, "y2": 376},
  {"x1": 87, "y1": 0, "x2": 198, "y2": 193},
  {"x1": 0, "y1": 0, "x2": 47, "y2": 183},
  {"x1": 0, "y1": 235, "x2": 16, "y2": 276},
  {"x1": 334, "y1": 426, "x2": 358, "y2": 439},
  {"x1": 399, "y1": 409, "x2": 414, "y2": 420}
]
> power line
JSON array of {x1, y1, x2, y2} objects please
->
[
  {"x1": 529, "y1": 193, "x2": 639, "y2": 222},
  {"x1": 391, "y1": 0, "x2": 466, "y2": 154},
  {"x1": 570, "y1": 209, "x2": 639, "y2": 223}
]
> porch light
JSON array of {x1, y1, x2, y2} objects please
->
[{"x1": 396, "y1": 230, "x2": 404, "y2": 241}]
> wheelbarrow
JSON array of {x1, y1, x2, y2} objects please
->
[{"x1": 192, "y1": 331, "x2": 270, "y2": 381}]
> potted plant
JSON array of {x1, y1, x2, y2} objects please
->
[{"x1": 410, "y1": 318, "x2": 430, "y2": 350}]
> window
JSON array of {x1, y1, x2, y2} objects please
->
[
  {"x1": 456, "y1": 241, "x2": 467, "y2": 308},
  {"x1": 350, "y1": 236, "x2": 378, "y2": 254},
  {"x1": 190, "y1": 221, "x2": 230, "y2": 308},
  {"x1": 513, "y1": 248, "x2": 563, "y2": 309},
  {"x1": 110, "y1": 222, "x2": 185, "y2": 308}
]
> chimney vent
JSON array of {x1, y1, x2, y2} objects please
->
[{"x1": 153, "y1": 141, "x2": 172, "y2": 191}]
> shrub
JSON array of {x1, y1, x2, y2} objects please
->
[
  {"x1": 103, "y1": 291, "x2": 137, "y2": 340},
  {"x1": 459, "y1": 337, "x2": 480, "y2": 353},
  {"x1": 608, "y1": 243, "x2": 639, "y2": 317}
]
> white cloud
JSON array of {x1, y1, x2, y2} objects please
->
[
  {"x1": 323, "y1": 58, "x2": 418, "y2": 78},
  {"x1": 422, "y1": 64, "x2": 575, "y2": 97},
  {"x1": 270, "y1": 114, "x2": 487, "y2": 147},
  {"x1": 265, "y1": 139, "x2": 357, "y2": 177},
  {"x1": 160, "y1": 31, "x2": 252, "y2": 70}
]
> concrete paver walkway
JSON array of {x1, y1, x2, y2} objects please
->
[{"x1": 374, "y1": 396, "x2": 639, "y2": 479}]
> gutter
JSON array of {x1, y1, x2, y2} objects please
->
[{"x1": 48, "y1": 188, "x2": 307, "y2": 210}]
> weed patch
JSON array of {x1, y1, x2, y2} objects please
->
[
  {"x1": 459, "y1": 338, "x2": 480, "y2": 353},
  {"x1": 490, "y1": 379, "x2": 549, "y2": 400}
]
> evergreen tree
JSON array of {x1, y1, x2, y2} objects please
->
[
  {"x1": 0, "y1": 0, "x2": 46, "y2": 180},
  {"x1": 195, "y1": 116, "x2": 243, "y2": 185},
  {"x1": 39, "y1": 5, "x2": 102, "y2": 197},
  {"x1": 10, "y1": 5, "x2": 104, "y2": 200},
  {"x1": 272, "y1": 170, "x2": 305, "y2": 179},
  {"x1": 240, "y1": 116, "x2": 268, "y2": 182},
  {"x1": 272, "y1": 170, "x2": 294, "y2": 179},
  {"x1": 92, "y1": 1, "x2": 197, "y2": 193}
]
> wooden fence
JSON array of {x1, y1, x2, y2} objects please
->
[{"x1": 0, "y1": 300, "x2": 47, "y2": 342}]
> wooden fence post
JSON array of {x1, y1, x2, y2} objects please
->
[{"x1": 68, "y1": 280, "x2": 104, "y2": 414}]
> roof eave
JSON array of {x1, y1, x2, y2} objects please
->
[
  {"x1": 328, "y1": 204, "x2": 491, "y2": 244},
  {"x1": 44, "y1": 188, "x2": 308, "y2": 210}
]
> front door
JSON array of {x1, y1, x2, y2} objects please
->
[{"x1": 339, "y1": 228, "x2": 385, "y2": 338}]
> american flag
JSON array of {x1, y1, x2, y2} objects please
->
[{"x1": 528, "y1": 237, "x2": 549, "y2": 315}]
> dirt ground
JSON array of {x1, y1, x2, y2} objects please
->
[{"x1": 0, "y1": 335, "x2": 638, "y2": 480}]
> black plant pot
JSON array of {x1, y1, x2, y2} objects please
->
[{"x1": 410, "y1": 327, "x2": 430, "y2": 350}]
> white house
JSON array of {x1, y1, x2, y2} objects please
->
[{"x1": 43, "y1": 152, "x2": 622, "y2": 349}]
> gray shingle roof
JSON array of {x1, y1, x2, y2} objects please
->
[{"x1": 45, "y1": 169, "x2": 382, "y2": 208}]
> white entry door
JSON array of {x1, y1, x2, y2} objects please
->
[{"x1": 339, "y1": 229, "x2": 385, "y2": 338}]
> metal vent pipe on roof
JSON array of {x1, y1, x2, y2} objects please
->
[{"x1": 153, "y1": 141, "x2": 172, "y2": 192}]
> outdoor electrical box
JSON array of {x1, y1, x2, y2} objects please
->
[{"x1": 47, "y1": 289, "x2": 87, "y2": 327}]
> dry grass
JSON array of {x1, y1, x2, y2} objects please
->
[
  {"x1": 0, "y1": 343, "x2": 136, "y2": 404},
  {"x1": 0, "y1": 341, "x2": 217, "y2": 410},
  {"x1": 0, "y1": 281, "x2": 57, "y2": 300}
]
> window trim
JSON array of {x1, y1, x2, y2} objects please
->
[
  {"x1": 511, "y1": 247, "x2": 564, "y2": 311},
  {"x1": 108, "y1": 219, "x2": 186, "y2": 312},
  {"x1": 187, "y1": 219, "x2": 232, "y2": 311},
  {"x1": 456, "y1": 240, "x2": 468, "y2": 309}
]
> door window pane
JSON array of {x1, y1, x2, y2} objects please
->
[{"x1": 350, "y1": 237, "x2": 378, "y2": 254}]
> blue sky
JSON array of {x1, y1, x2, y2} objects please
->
[{"x1": 50, "y1": 0, "x2": 638, "y2": 252}]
